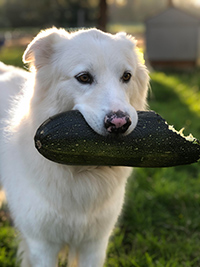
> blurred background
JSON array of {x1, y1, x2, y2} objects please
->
[
  {"x1": 1, "y1": 1, "x2": 200, "y2": 267},
  {"x1": 1, "y1": 0, "x2": 200, "y2": 68}
]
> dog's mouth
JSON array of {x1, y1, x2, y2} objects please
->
[{"x1": 73, "y1": 104, "x2": 137, "y2": 137}]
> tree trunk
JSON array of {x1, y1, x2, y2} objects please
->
[{"x1": 98, "y1": 0, "x2": 107, "y2": 32}]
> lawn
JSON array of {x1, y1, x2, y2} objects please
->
[
  {"x1": 0, "y1": 46, "x2": 25, "y2": 68},
  {"x1": 1, "y1": 46, "x2": 200, "y2": 266}
]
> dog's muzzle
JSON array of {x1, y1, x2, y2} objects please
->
[{"x1": 104, "y1": 110, "x2": 132, "y2": 134}]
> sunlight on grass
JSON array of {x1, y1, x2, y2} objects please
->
[
  {"x1": 108, "y1": 23, "x2": 145, "y2": 34},
  {"x1": 151, "y1": 72, "x2": 200, "y2": 117}
]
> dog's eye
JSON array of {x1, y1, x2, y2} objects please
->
[
  {"x1": 121, "y1": 72, "x2": 132, "y2": 83},
  {"x1": 75, "y1": 72, "x2": 93, "y2": 85}
]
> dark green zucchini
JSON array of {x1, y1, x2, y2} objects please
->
[{"x1": 34, "y1": 110, "x2": 200, "y2": 167}]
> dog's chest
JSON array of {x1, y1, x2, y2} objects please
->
[{"x1": 29, "y1": 166, "x2": 130, "y2": 244}]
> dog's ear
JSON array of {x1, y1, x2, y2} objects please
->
[
  {"x1": 123, "y1": 34, "x2": 149, "y2": 110},
  {"x1": 23, "y1": 28, "x2": 67, "y2": 69},
  {"x1": 134, "y1": 58, "x2": 149, "y2": 110}
]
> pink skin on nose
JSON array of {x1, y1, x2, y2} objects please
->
[
  {"x1": 110, "y1": 117, "x2": 127, "y2": 128},
  {"x1": 106, "y1": 116, "x2": 128, "y2": 133}
]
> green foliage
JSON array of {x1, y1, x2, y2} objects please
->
[
  {"x1": 0, "y1": 227, "x2": 18, "y2": 267},
  {"x1": 0, "y1": 0, "x2": 98, "y2": 28},
  {"x1": 0, "y1": 209, "x2": 18, "y2": 267}
]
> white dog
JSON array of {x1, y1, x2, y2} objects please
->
[{"x1": 0, "y1": 28, "x2": 149, "y2": 267}]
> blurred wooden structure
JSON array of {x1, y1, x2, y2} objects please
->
[{"x1": 145, "y1": 5, "x2": 200, "y2": 69}]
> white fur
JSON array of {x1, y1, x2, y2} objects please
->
[
  {"x1": 0, "y1": 28, "x2": 149, "y2": 267},
  {"x1": 0, "y1": 62, "x2": 30, "y2": 120}
]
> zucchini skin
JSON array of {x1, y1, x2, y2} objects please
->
[{"x1": 34, "y1": 110, "x2": 200, "y2": 167}]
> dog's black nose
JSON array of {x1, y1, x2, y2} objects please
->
[{"x1": 104, "y1": 110, "x2": 132, "y2": 134}]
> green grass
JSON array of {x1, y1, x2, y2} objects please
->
[
  {"x1": 1, "y1": 48, "x2": 200, "y2": 266},
  {"x1": 0, "y1": 46, "x2": 24, "y2": 68},
  {"x1": 0, "y1": 206, "x2": 18, "y2": 267}
]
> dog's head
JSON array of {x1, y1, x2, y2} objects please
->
[{"x1": 24, "y1": 28, "x2": 149, "y2": 136}]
